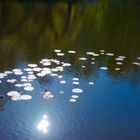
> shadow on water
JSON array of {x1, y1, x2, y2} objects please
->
[{"x1": 0, "y1": 96, "x2": 9, "y2": 111}]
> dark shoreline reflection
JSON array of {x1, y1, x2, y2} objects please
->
[{"x1": 0, "y1": 0, "x2": 140, "y2": 64}]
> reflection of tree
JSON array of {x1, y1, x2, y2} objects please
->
[
  {"x1": 0, "y1": 0, "x2": 140, "y2": 82},
  {"x1": 0, "y1": 82, "x2": 13, "y2": 111},
  {"x1": 0, "y1": 97, "x2": 8, "y2": 111},
  {"x1": 62, "y1": 1, "x2": 72, "y2": 34}
]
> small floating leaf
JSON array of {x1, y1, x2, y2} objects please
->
[
  {"x1": 21, "y1": 79, "x2": 28, "y2": 82},
  {"x1": 56, "y1": 53, "x2": 64, "y2": 56},
  {"x1": 24, "y1": 86, "x2": 34, "y2": 91},
  {"x1": 81, "y1": 66, "x2": 86, "y2": 68},
  {"x1": 7, "y1": 91, "x2": 20, "y2": 96},
  {"x1": 79, "y1": 57, "x2": 87, "y2": 60},
  {"x1": 100, "y1": 67, "x2": 108, "y2": 70},
  {"x1": 115, "y1": 58, "x2": 124, "y2": 61},
  {"x1": 32, "y1": 67, "x2": 42, "y2": 72},
  {"x1": 132, "y1": 62, "x2": 140, "y2": 66},
  {"x1": 20, "y1": 95, "x2": 32, "y2": 100},
  {"x1": 69, "y1": 98, "x2": 77, "y2": 102},
  {"x1": 15, "y1": 84, "x2": 23, "y2": 87},
  {"x1": 27, "y1": 75, "x2": 36, "y2": 80},
  {"x1": 60, "y1": 80, "x2": 66, "y2": 84},
  {"x1": 106, "y1": 53, "x2": 114, "y2": 56},
  {"x1": 115, "y1": 68, "x2": 120, "y2": 71},
  {"x1": 116, "y1": 62, "x2": 123, "y2": 65},
  {"x1": 86, "y1": 52, "x2": 99, "y2": 56},
  {"x1": 60, "y1": 91, "x2": 64, "y2": 94},
  {"x1": 0, "y1": 73, "x2": 7, "y2": 79},
  {"x1": 42, "y1": 62, "x2": 51, "y2": 66},
  {"x1": 11, "y1": 95, "x2": 21, "y2": 101},
  {"x1": 118, "y1": 56, "x2": 126, "y2": 59},
  {"x1": 71, "y1": 95, "x2": 79, "y2": 99},
  {"x1": 22, "y1": 83, "x2": 32, "y2": 87},
  {"x1": 24, "y1": 68, "x2": 33, "y2": 72},
  {"x1": 62, "y1": 63, "x2": 71, "y2": 67},
  {"x1": 72, "y1": 81, "x2": 79, "y2": 85},
  {"x1": 50, "y1": 73, "x2": 58, "y2": 77},
  {"x1": 7, "y1": 79, "x2": 17, "y2": 83},
  {"x1": 56, "y1": 67, "x2": 64, "y2": 72},
  {"x1": 4, "y1": 71, "x2": 13, "y2": 74},
  {"x1": 54, "y1": 49, "x2": 61, "y2": 53},
  {"x1": 43, "y1": 92, "x2": 54, "y2": 99},
  {"x1": 14, "y1": 71, "x2": 23, "y2": 75},
  {"x1": 12, "y1": 69, "x2": 22, "y2": 72},
  {"x1": 72, "y1": 88, "x2": 83, "y2": 93},
  {"x1": 68, "y1": 50, "x2": 76, "y2": 54},
  {"x1": 88, "y1": 82, "x2": 94, "y2": 85},
  {"x1": 91, "y1": 62, "x2": 95, "y2": 65},
  {"x1": 72, "y1": 78, "x2": 79, "y2": 81},
  {"x1": 100, "y1": 50, "x2": 105, "y2": 53},
  {"x1": 28, "y1": 64, "x2": 38, "y2": 68}
]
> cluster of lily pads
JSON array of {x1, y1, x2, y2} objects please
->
[{"x1": 0, "y1": 49, "x2": 139, "y2": 103}]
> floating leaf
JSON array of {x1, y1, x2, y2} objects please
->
[
  {"x1": 14, "y1": 71, "x2": 23, "y2": 75},
  {"x1": 20, "y1": 95, "x2": 32, "y2": 100},
  {"x1": 4, "y1": 71, "x2": 13, "y2": 74},
  {"x1": 100, "y1": 67, "x2": 108, "y2": 70},
  {"x1": 24, "y1": 68, "x2": 33, "y2": 72},
  {"x1": 54, "y1": 49, "x2": 61, "y2": 53},
  {"x1": 43, "y1": 92, "x2": 54, "y2": 99},
  {"x1": 62, "y1": 63, "x2": 71, "y2": 67},
  {"x1": 81, "y1": 66, "x2": 86, "y2": 68},
  {"x1": 32, "y1": 67, "x2": 42, "y2": 72},
  {"x1": 7, "y1": 91, "x2": 20, "y2": 96},
  {"x1": 115, "y1": 58, "x2": 124, "y2": 61},
  {"x1": 0, "y1": 73, "x2": 7, "y2": 79},
  {"x1": 132, "y1": 62, "x2": 140, "y2": 66},
  {"x1": 72, "y1": 88, "x2": 83, "y2": 93},
  {"x1": 24, "y1": 86, "x2": 34, "y2": 91},
  {"x1": 72, "y1": 78, "x2": 79, "y2": 81},
  {"x1": 115, "y1": 68, "x2": 120, "y2": 71},
  {"x1": 60, "y1": 91, "x2": 64, "y2": 94},
  {"x1": 106, "y1": 53, "x2": 114, "y2": 56},
  {"x1": 72, "y1": 81, "x2": 79, "y2": 85},
  {"x1": 28, "y1": 64, "x2": 38, "y2": 68},
  {"x1": 15, "y1": 84, "x2": 23, "y2": 87},
  {"x1": 79, "y1": 57, "x2": 87, "y2": 60},
  {"x1": 116, "y1": 62, "x2": 123, "y2": 65},
  {"x1": 100, "y1": 50, "x2": 105, "y2": 53},
  {"x1": 88, "y1": 82, "x2": 94, "y2": 85},
  {"x1": 71, "y1": 95, "x2": 79, "y2": 99},
  {"x1": 56, "y1": 53, "x2": 65, "y2": 56},
  {"x1": 68, "y1": 50, "x2": 76, "y2": 54},
  {"x1": 7, "y1": 79, "x2": 17, "y2": 83},
  {"x1": 11, "y1": 95, "x2": 21, "y2": 101},
  {"x1": 69, "y1": 98, "x2": 77, "y2": 102},
  {"x1": 60, "y1": 80, "x2": 66, "y2": 84}
]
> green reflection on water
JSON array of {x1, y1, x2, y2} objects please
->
[{"x1": 0, "y1": 0, "x2": 140, "y2": 72}]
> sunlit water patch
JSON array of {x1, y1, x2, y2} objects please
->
[{"x1": 37, "y1": 114, "x2": 49, "y2": 134}]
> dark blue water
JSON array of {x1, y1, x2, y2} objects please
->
[{"x1": 0, "y1": 1, "x2": 140, "y2": 140}]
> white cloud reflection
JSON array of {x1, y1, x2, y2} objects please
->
[{"x1": 37, "y1": 114, "x2": 49, "y2": 134}]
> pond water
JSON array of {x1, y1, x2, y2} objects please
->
[{"x1": 0, "y1": 1, "x2": 140, "y2": 140}]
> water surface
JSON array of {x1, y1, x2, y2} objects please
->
[{"x1": 0, "y1": 1, "x2": 140, "y2": 140}]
